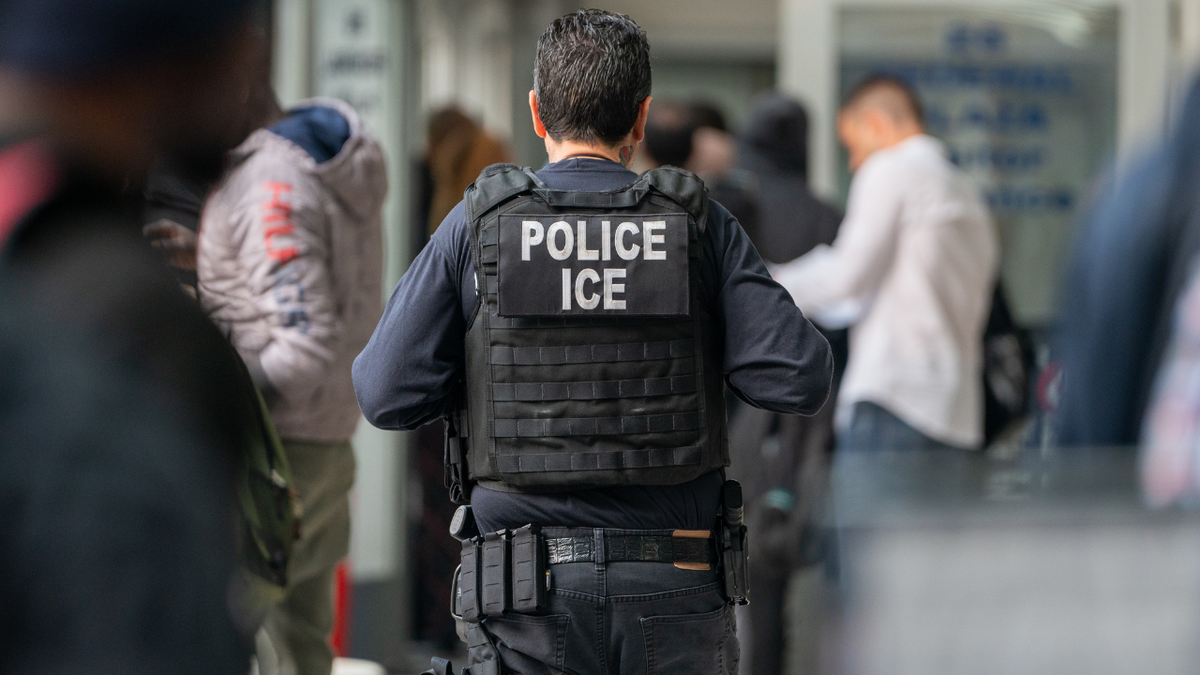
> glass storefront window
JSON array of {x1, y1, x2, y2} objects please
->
[{"x1": 839, "y1": 6, "x2": 1119, "y2": 326}]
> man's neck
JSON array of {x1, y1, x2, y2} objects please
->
[{"x1": 545, "y1": 137, "x2": 637, "y2": 168}]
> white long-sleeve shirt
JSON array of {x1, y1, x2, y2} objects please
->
[{"x1": 773, "y1": 134, "x2": 997, "y2": 448}]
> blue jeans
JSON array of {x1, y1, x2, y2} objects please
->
[
  {"x1": 839, "y1": 401, "x2": 962, "y2": 452},
  {"x1": 465, "y1": 529, "x2": 739, "y2": 675}
]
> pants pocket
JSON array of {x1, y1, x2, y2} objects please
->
[
  {"x1": 477, "y1": 613, "x2": 570, "y2": 674},
  {"x1": 641, "y1": 605, "x2": 739, "y2": 675}
]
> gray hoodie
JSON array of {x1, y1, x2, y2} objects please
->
[{"x1": 199, "y1": 97, "x2": 386, "y2": 442}]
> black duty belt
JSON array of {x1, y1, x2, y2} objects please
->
[
  {"x1": 455, "y1": 526, "x2": 718, "y2": 623},
  {"x1": 545, "y1": 531, "x2": 716, "y2": 566}
]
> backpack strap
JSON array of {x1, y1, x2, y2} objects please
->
[{"x1": 0, "y1": 140, "x2": 60, "y2": 251}]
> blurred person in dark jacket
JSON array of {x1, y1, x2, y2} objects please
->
[
  {"x1": 728, "y1": 92, "x2": 846, "y2": 675},
  {"x1": 1058, "y1": 77, "x2": 1200, "y2": 448},
  {"x1": 687, "y1": 101, "x2": 760, "y2": 240},
  {"x1": 142, "y1": 160, "x2": 210, "y2": 295},
  {"x1": 738, "y1": 93, "x2": 842, "y2": 265},
  {"x1": 642, "y1": 100, "x2": 760, "y2": 249},
  {"x1": 0, "y1": 0, "x2": 269, "y2": 671},
  {"x1": 0, "y1": 283, "x2": 243, "y2": 675}
]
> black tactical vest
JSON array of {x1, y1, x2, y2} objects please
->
[{"x1": 456, "y1": 163, "x2": 729, "y2": 493}]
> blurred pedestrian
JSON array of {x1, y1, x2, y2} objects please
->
[
  {"x1": 142, "y1": 159, "x2": 210, "y2": 295},
  {"x1": 409, "y1": 106, "x2": 509, "y2": 650},
  {"x1": 0, "y1": 283, "x2": 244, "y2": 675},
  {"x1": 686, "y1": 101, "x2": 737, "y2": 181},
  {"x1": 197, "y1": 65, "x2": 387, "y2": 675},
  {"x1": 642, "y1": 101, "x2": 759, "y2": 244},
  {"x1": 738, "y1": 94, "x2": 842, "y2": 266},
  {"x1": 686, "y1": 101, "x2": 760, "y2": 239},
  {"x1": 773, "y1": 74, "x2": 997, "y2": 451},
  {"x1": 419, "y1": 107, "x2": 510, "y2": 244},
  {"x1": 642, "y1": 98, "x2": 695, "y2": 169},
  {"x1": 726, "y1": 92, "x2": 846, "y2": 675},
  {"x1": 1058, "y1": 77, "x2": 1200, "y2": 448},
  {"x1": 0, "y1": 0, "x2": 267, "y2": 672}
]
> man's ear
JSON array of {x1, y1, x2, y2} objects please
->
[
  {"x1": 529, "y1": 90, "x2": 548, "y2": 139},
  {"x1": 630, "y1": 96, "x2": 653, "y2": 143}
]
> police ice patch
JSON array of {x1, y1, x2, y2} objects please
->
[{"x1": 497, "y1": 213, "x2": 690, "y2": 316}]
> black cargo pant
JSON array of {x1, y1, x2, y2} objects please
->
[{"x1": 464, "y1": 537, "x2": 739, "y2": 674}]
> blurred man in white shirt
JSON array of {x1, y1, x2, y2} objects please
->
[{"x1": 773, "y1": 75, "x2": 997, "y2": 450}]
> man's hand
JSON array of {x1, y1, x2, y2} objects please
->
[{"x1": 143, "y1": 219, "x2": 198, "y2": 270}]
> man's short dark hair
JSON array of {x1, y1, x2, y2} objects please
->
[
  {"x1": 841, "y1": 73, "x2": 925, "y2": 126},
  {"x1": 534, "y1": 9, "x2": 652, "y2": 146}
]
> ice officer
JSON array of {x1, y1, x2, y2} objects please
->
[{"x1": 354, "y1": 10, "x2": 832, "y2": 674}]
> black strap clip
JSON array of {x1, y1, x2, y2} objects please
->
[{"x1": 444, "y1": 414, "x2": 469, "y2": 505}]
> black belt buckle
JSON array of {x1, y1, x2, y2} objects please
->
[
  {"x1": 511, "y1": 525, "x2": 547, "y2": 612},
  {"x1": 481, "y1": 530, "x2": 511, "y2": 616}
]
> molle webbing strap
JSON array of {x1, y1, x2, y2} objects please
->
[
  {"x1": 492, "y1": 374, "x2": 699, "y2": 402},
  {"x1": 490, "y1": 339, "x2": 694, "y2": 366},
  {"x1": 465, "y1": 164, "x2": 708, "y2": 228},
  {"x1": 533, "y1": 186, "x2": 649, "y2": 208},
  {"x1": 493, "y1": 412, "x2": 700, "y2": 438},
  {"x1": 496, "y1": 446, "x2": 703, "y2": 473}
]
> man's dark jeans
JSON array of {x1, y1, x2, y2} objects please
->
[
  {"x1": 465, "y1": 529, "x2": 739, "y2": 675},
  {"x1": 840, "y1": 401, "x2": 963, "y2": 452}
]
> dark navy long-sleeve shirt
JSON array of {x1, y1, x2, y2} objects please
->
[{"x1": 354, "y1": 157, "x2": 832, "y2": 531}]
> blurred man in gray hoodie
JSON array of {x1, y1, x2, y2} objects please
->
[{"x1": 197, "y1": 74, "x2": 386, "y2": 675}]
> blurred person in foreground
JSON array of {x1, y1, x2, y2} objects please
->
[
  {"x1": 197, "y1": 64, "x2": 387, "y2": 675},
  {"x1": 0, "y1": 0, "x2": 268, "y2": 672},
  {"x1": 773, "y1": 74, "x2": 997, "y2": 452},
  {"x1": 1083, "y1": 79, "x2": 1200, "y2": 500},
  {"x1": 727, "y1": 92, "x2": 846, "y2": 675},
  {"x1": 0, "y1": 285, "x2": 240, "y2": 675},
  {"x1": 355, "y1": 9, "x2": 832, "y2": 674},
  {"x1": 1059, "y1": 78, "x2": 1200, "y2": 449}
]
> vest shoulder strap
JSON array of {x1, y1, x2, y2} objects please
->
[
  {"x1": 466, "y1": 163, "x2": 544, "y2": 222},
  {"x1": 638, "y1": 167, "x2": 710, "y2": 232}
]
